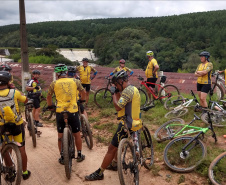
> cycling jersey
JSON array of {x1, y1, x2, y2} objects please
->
[
  {"x1": 26, "y1": 78, "x2": 41, "y2": 97},
  {"x1": 47, "y1": 78, "x2": 84, "y2": 113},
  {"x1": 113, "y1": 66, "x2": 132, "y2": 73},
  {"x1": 76, "y1": 66, "x2": 97, "y2": 84},
  {"x1": 0, "y1": 89, "x2": 26, "y2": 126},
  {"x1": 196, "y1": 62, "x2": 213, "y2": 84},
  {"x1": 145, "y1": 58, "x2": 159, "y2": 78}
]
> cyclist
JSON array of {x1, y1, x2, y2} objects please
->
[
  {"x1": 195, "y1": 51, "x2": 213, "y2": 112},
  {"x1": 26, "y1": 70, "x2": 43, "y2": 127},
  {"x1": 0, "y1": 71, "x2": 31, "y2": 180},
  {"x1": 109, "y1": 59, "x2": 134, "y2": 76},
  {"x1": 47, "y1": 64, "x2": 86, "y2": 164},
  {"x1": 145, "y1": 51, "x2": 159, "y2": 105},
  {"x1": 85, "y1": 70, "x2": 142, "y2": 181},
  {"x1": 75, "y1": 58, "x2": 98, "y2": 104},
  {"x1": 0, "y1": 64, "x2": 15, "y2": 89}
]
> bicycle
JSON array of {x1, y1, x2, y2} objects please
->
[
  {"x1": 0, "y1": 122, "x2": 23, "y2": 185},
  {"x1": 164, "y1": 90, "x2": 200, "y2": 119},
  {"x1": 40, "y1": 96, "x2": 56, "y2": 121},
  {"x1": 117, "y1": 106, "x2": 154, "y2": 185},
  {"x1": 210, "y1": 72, "x2": 225, "y2": 101},
  {"x1": 137, "y1": 75, "x2": 180, "y2": 107},
  {"x1": 163, "y1": 111, "x2": 217, "y2": 172},
  {"x1": 94, "y1": 76, "x2": 113, "y2": 108}
]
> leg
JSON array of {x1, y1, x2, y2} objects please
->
[
  {"x1": 19, "y1": 146, "x2": 28, "y2": 172},
  {"x1": 73, "y1": 132, "x2": 82, "y2": 151},
  {"x1": 200, "y1": 92, "x2": 208, "y2": 108},
  {"x1": 100, "y1": 144, "x2": 118, "y2": 169},
  {"x1": 34, "y1": 107, "x2": 41, "y2": 121},
  {"x1": 86, "y1": 91, "x2": 89, "y2": 104},
  {"x1": 58, "y1": 133, "x2": 63, "y2": 153}
]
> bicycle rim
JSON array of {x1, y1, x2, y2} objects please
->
[
  {"x1": 29, "y1": 112, "x2": 37, "y2": 147},
  {"x1": 164, "y1": 95, "x2": 185, "y2": 110},
  {"x1": 208, "y1": 152, "x2": 226, "y2": 185},
  {"x1": 165, "y1": 108, "x2": 189, "y2": 119},
  {"x1": 117, "y1": 139, "x2": 139, "y2": 185},
  {"x1": 164, "y1": 136, "x2": 206, "y2": 172},
  {"x1": 81, "y1": 114, "x2": 93, "y2": 149},
  {"x1": 201, "y1": 112, "x2": 226, "y2": 127},
  {"x1": 159, "y1": 85, "x2": 180, "y2": 104},
  {"x1": 94, "y1": 88, "x2": 113, "y2": 108},
  {"x1": 1, "y1": 144, "x2": 22, "y2": 185},
  {"x1": 154, "y1": 118, "x2": 185, "y2": 142},
  {"x1": 209, "y1": 82, "x2": 224, "y2": 101},
  {"x1": 138, "y1": 89, "x2": 148, "y2": 108}
]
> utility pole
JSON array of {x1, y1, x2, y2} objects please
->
[{"x1": 19, "y1": 0, "x2": 30, "y2": 92}]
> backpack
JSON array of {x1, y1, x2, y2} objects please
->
[{"x1": 0, "y1": 89, "x2": 21, "y2": 124}]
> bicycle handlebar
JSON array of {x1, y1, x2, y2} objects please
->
[{"x1": 140, "y1": 105, "x2": 155, "y2": 111}]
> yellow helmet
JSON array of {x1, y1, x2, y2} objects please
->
[{"x1": 146, "y1": 51, "x2": 154, "y2": 57}]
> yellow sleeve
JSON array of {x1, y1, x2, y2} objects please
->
[
  {"x1": 74, "y1": 79, "x2": 85, "y2": 91},
  {"x1": 125, "y1": 67, "x2": 132, "y2": 72},
  {"x1": 151, "y1": 59, "x2": 158, "y2": 66},
  {"x1": 117, "y1": 87, "x2": 133, "y2": 109},
  {"x1": 90, "y1": 66, "x2": 97, "y2": 72},
  {"x1": 15, "y1": 90, "x2": 26, "y2": 103},
  {"x1": 205, "y1": 62, "x2": 213, "y2": 72}
]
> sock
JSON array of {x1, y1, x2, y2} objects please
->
[
  {"x1": 23, "y1": 170, "x2": 28, "y2": 175},
  {"x1": 111, "y1": 160, "x2": 117, "y2": 167},
  {"x1": 97, "y1": 167, "x2": 104, "y2": 175},
  {"x1": 77, "y1": 150, "x2": 81, "y2": 157}
]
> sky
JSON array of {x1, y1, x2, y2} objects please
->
[{"x1": 0, "y1": 1, "x2": 226, "y2": 26}]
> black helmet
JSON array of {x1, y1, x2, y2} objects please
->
[
  {"x1": 0, "y1": 71, "x2": 12, "y2": 85},
  {"x1": 112, "y1": 70, "x2": 128, "y2": 84},
  {"x1": 0, "y1": 64, "x2": 12, "y2": 71},
  {"x1": 199, "y1": 51, "x2": 210, "y2": 58},
  {"x1": 32, "y1": 70, "x2": 41, "y2": 75},
  {"x1": 82, "y1": 58, "x2": 89, "y2": 62},
  {"x1": 67, "y1": 66, "x2": 76, "y2": 73}
]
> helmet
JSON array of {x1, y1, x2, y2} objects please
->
[
  {"x1": 32, "y1": 70, "x2": 41, "y2": 75},
  {"x1": 0, "y1": 71, "x2": 12, "y2": 85},
  {"x1": 0, "y1": 64, "x2": 12, "y2": 71},
  {"x1": 199, "y1": 51, "x2": 210, "y2": 58},
  {"x1": 82, "y1": 58, "x2": 89, "y2": 62},
  {"x1": 54, "y1": 63, "x2": 68, "y2": 73},
  {"x1": 112, "y1": 70, "x2": 128, "y2": 84},
  {"x1": 119, "y1": 59, "x2": 126, "y2": 64},
  {"x1": 67, "y1": 66, "x2": 76, "y2": 73},
  {"x1": 146, "y1": 51, "x2": 154, "y2": 57}
]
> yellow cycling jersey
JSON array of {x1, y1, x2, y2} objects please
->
[
  {"x1": 145, "y1": 58, "x2": 159, "y2": 78},
  {"x1": 0, "y1": 89, "x2": 26, "y2": 126},
  {"x1": 76, "y1": 65, "x2": 96, "y2": 84},
  {"x1": 47, "y1": 78, "x2": 84, "y2": 113},
  {"x1": 113, "y1": 66, "x2": 132, "y2": 73},
  {"x1": 117, "y1": 85, "x2": 142, "y2": 131},
  {"x1": 196, "y1": 62, "x2": 213, "y2": 84}
]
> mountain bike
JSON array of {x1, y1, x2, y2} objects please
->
[
  {"x1": 0, "y1": 122, "x2": 23, "y2": 185},
  {"x1": 163, "y1": 111, "x2": 217, "y2": 172},
  {"x1": 40, "y1": 96, "x2": 55, "y2": 121},
  {"x1": 117, "y1": 105, "x2": 154, "y2": 185},
  {"x1": 137, "y1": 75, "x2": 180, "y2": 107},
  {"x1": 164, "y1": 90, "x2": 200, "y2": 119},
  {"x1": 210, "y1": 72, "x2": 224, "y2": 101}
]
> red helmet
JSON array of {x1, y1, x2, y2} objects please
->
[{"x1": 119, "y1": 59, "x2": 126, "y2": 64}]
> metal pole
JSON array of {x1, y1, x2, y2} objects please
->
[{"x1": 19, "y1": 0, "x2": 30, "y2": 92}]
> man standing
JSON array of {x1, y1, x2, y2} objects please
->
[{"x1": 109, "y1": 59, "x2": 134, "y2": 76}]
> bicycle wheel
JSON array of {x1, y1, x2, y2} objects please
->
[
  {"x1": 80, "y1": 114, "x2": 93, "y2": 149},
  {"x1": 25, "y1": 107, "x2": 29, "y2": 122},
  {"x1": 139, "y1": 126, "x2": 154, "y2": 170},
  {"x1": 1, "y1": 143, "x2": 22, "y2": 185},
  {"x1": 209, "y1": 82, "x2": 224, "y2": 101},
  {"x1": 201, "y1": 112, "x2": 226, "y2": 127},
  {"x1": 164, "y1": 95, "x2": 185, "y2": 110},
  {"x1": 163, "y1": 136, "x2": 207, "y2": 172},
  {"x1": 40, "y1": 99, "x2": 53, "y2": 121},
  {"x1": 164, "y1": 108, "x2": 189, "y2": 119},
  {"x1": 138, "y1": 89, "x2": 148, "y2": 108},
  {"x1": 117, "y1": 139, "x2": 139, "y2": 185},
  {"x1": 63, "y1": 128, "x2": 74, "y2": 179},
  {"x1": 94, "y1": 88, "x2": 113, "y2": 108},
  {"x1": 154, "y1": 118, "x2": 185, "y2": 142},
  {"x1": 28, "y1": 112, "x2": 36, "y2": 147},
  {"x1": 159, "y1": 84, "x2": 180, "y2": 104},
  {"x1": 208, "y1": 152, "x2": 226, "y2": 185}
]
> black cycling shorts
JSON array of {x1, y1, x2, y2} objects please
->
[
  {"x1": 147, "y1": 78, "x2": 158, "y2": 88},
  {"x1": 32, "y1": 97, "x2": 40, "y2": 109},
  {"x1": 56, "y1": 112, "x2": 80, "y2": 133},
  {"x1": 111, "y1": 122, "x2": 133, "y2": 148},
  {"x1": 82, "y1": 84, "x2": 91, "y2": 92},
  {"x1": 197, "y1": 83, "x2": 211, "y2": 93}
]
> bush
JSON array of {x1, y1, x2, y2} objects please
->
[{"x1": 51, "y1": 57, "x2": 73, "y2": 65}]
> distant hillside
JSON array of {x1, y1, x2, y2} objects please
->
[{"x1": 1, "y1": 10, "x2": 226, "y2": 71}]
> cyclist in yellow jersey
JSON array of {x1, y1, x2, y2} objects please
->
[
  {"x1": 47, "y1": 64, "x2": 86, "y2": 164},
  {"x1": 85, "y1": 70, "x2": 142, "y2": 181},
  {"x1": 109, "y1": 59, "x2": 134, "y2": 76},
  {"x1": 0, "y1": 71, "x2": 31, "y2": 180},
  {"x1": 75, "y1": 58, "x2": 97, "y2": 104},
  {"x1": 145, "y1": 51, "x2": 159, "y2": 105},
  {"x1": 195, "y1": 51, "x2": 213, "y2": 111}
]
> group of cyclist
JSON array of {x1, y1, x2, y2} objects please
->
[{"x1": 0, "y1": 49, "x2": 225, "y2": 182}]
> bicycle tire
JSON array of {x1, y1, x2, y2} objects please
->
[
  {"x1": 40, "y1": 99, "x2": 53, "y2": 121},
  {"x1": 164, "y1": 95, "x2": 185, "y2": 110},
  {"x1": 117, "y1": 139, "x2": 139, "y2": 185},
  {"x1": 201, "y1": 112, "x2": 226, "y2": 127},
  {"x1": 208, "y1": 151, "x2": 226, "y2": 185},
  {"x1": 159, "y1": 84, "x2": 180, "y2": 104},
  {"x1": 164, "y1": 108, "x2": 189, "y2": 119},
  {"x1": 139, "y1": 126, "x2": 154, "y2": 170},
  {"x1": 63, "y1": 127, "x2": 73, "y2": 179},
  {"x1": 138, "y1": 89, "x2": 148, "y2": 108},
  {"x1": 94, "y1": 88, "x2": 113, "y2": 108},
  {"x1": 154, "y1": 118, "x2": 185, "y2": 143},
  {"x1": 80, "y1": 114, "x2": 93, "y2": 149},
  {"x1": 29, "y1": 112, "x2": 36, "y2": 148},
  {"x1": 25, "y1": 107, "x2": 29, "y2": 122},
  {"x1": 163, "y1": 136, "x2": 207, "y2": 172},
  {"x1": 210, "y1": 82, "x2": 224, "y2": 101},
  {"x1": 1, "y1": 143, "x2": 22, "y2": 185}
]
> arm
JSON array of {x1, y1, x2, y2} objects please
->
[
  {"x1": 195, "y1": 63, "x2": 213, "y2": 77},
  {"x1": 47, "y1": 83, "x2": 54, "y2": 106},
  {"x1": 79, "y1": 89, "x2": 86, "y2": 101},
  {"x1": 112, "y1": 92, "x2": 121, "y2": 111},
  {"x1": 76, "y1": 79, "x2": 86, "y2": 101},
  {"x1": 91, "y1": 67, "x2": 97, "y2": 79}
]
